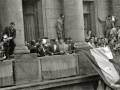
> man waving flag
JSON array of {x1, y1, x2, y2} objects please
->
[{"x1": 83, "y1": 47, "x2": 120, "y2": 89}]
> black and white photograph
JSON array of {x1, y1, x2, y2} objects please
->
[{"x1": 0, "y1": 0, "x2": 120, "y2": 90}]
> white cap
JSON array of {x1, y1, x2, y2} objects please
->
[
  {"x1": 3, "y1": 34, "x2": 8, "y2": 39},
  {"x1": 42, "y1": 39, "x2": 47, "y2": 44}
]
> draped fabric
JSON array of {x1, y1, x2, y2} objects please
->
[{"x1": 83, "y1": 47, "x2": 120, "y2": 90}]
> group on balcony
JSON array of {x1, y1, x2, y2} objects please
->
[{"x1": 27, "y1": 37, "x2": 75, "y2": 57}]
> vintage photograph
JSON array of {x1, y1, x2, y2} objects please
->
[{"x1": 0, "y1": 0, "x2": 120, "y2": 90}]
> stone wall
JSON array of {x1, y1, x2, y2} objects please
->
[
  {"x1": 0, "y1": 0, "x2": 3, "y2": 38},
  {"x1": 96, "y1": 0, "x2": 111, "y2": 38}
]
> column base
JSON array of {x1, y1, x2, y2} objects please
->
[
  {"x1": 74, "y1": 42, "x2": 92, "y2": 49},
  {"x1": 14, "y1": 46, "x2": 30, "y2": 54}
]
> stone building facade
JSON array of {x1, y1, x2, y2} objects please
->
[
  {"x1": 0, "y1": 0, "x2": 120, "y2": 89},
  {"x1": 0, "y1": 0, "x2": 120, "y2": 53}
]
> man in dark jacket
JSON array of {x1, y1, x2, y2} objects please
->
[
  {"x1": 49, "y1": 39, "x2": 60, "y2": 55},
  {"x1": 37, "y1": 39, "x2": 52, "y2": 57},
  {"x1": 2, "y1": 22, "x2": 16, "y2": 58}
]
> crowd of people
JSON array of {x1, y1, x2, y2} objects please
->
[
  {"x1": 27, "y1": 15, "x2": 120, "y2": 57},
  {"x1": 85, "y1": 26, "x2": 120, "y2": 56},
  {"x1": 1, "y1": 15, "x2": 119, "y2": 59},
  {"x1": 26, "y1": 14, "x2": 74, "y2": 57},
  {"x1": 26, "y1": 37, "x2": 75, "y2": 57}
]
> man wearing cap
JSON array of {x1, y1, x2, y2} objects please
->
[{"x1": 2, "y1": 22, "x2": 16, "y2": 58}]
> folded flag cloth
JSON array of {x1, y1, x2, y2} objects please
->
[{"x1": 83, "y1": 47, "x2": 120, "y2": 90}]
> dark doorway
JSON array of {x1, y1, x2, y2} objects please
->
[
  {"x1": 22, "y1": 0, "x2": 39, "y2": 42},
  {"x1": 83, "y1": 1, "x2": 96, "y2": 36}
]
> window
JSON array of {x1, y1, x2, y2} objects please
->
[
  {"x1": 83, "y1": 2, "x2": 91, "y2": 31},
  {"x1": 83, "y1": 2, "x2": 96, "y2": 36}
]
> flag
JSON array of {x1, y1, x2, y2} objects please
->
[{"x1": 83, "y1": 47, "x2": 120, "y2": 89}]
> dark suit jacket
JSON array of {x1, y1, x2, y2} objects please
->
[
  {"x1": 49, "y1": 44, "x2": 59, "y2": 54},
  {"x1": 68, "y1": 43, "x2": 74, "y2": 51},
  {"x1": 37, "y1": 44, "x2": 52, "y2": 57},
  {"x1": 2, "y1": 26, "x2": 16, "y2": 40},
  {"x1": 28, "y1": 45, "x2": 37, "y2": 53}
]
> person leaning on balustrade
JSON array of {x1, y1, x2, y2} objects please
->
[
  {"x1": 49, "y1": 39, "x2": 60, "y2": 55},
  {"x1": 37, "y1": 39, "x2": 52, "y2": 57},
  {"x1": 85, "y1": 30, "x2": 92, "y2": 42},
  {"x1": 58, "y1": 38, "x2": 69, "y2": 55},
  {"x1": 28, "y1": 40, "x2": 37, "y2": 53}
]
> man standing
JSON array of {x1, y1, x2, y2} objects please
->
[
  {"x1": 98, "y1": 15, "x2": 114, "y2": 38},
  {"x1": 105, "y1": 16, "x2": 113, "y2": 38},
  {"x1": 2, "y1": 22, "x2": 16, "y2": 58},
  {"x1": 58, "y1": 38, "x2": 68, "y2": 54},
  {"x1": 57, "y1": 14, "x2": 65, "y2": 39}
]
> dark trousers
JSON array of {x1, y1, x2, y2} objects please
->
[
  {"x1": 4, "y1": 40, "x2": 16, "y2": 59},
  {"x1": 105, "y1": 28, "x2": 111, "y2": 38},
  {"x1": 9, "y1": 40, "x2": 16, "y2": 55},
  {"x1": 4, "y1": 43, "x2": 9, "y2": 59}
]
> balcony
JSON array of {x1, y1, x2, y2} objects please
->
[{"x1": 0, "y1": 51, "x2": 100, "y2": 90}]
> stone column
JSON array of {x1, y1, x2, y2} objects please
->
[
  {"x1": 111, "y1": 0, "x2": 120, "y2": 26},
  {"x1": 1, "y1": 0, "x2": 29, "y2": 54},
  {"x1": 64, "y1": 0, "x2": 85, "y2": 43}
]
